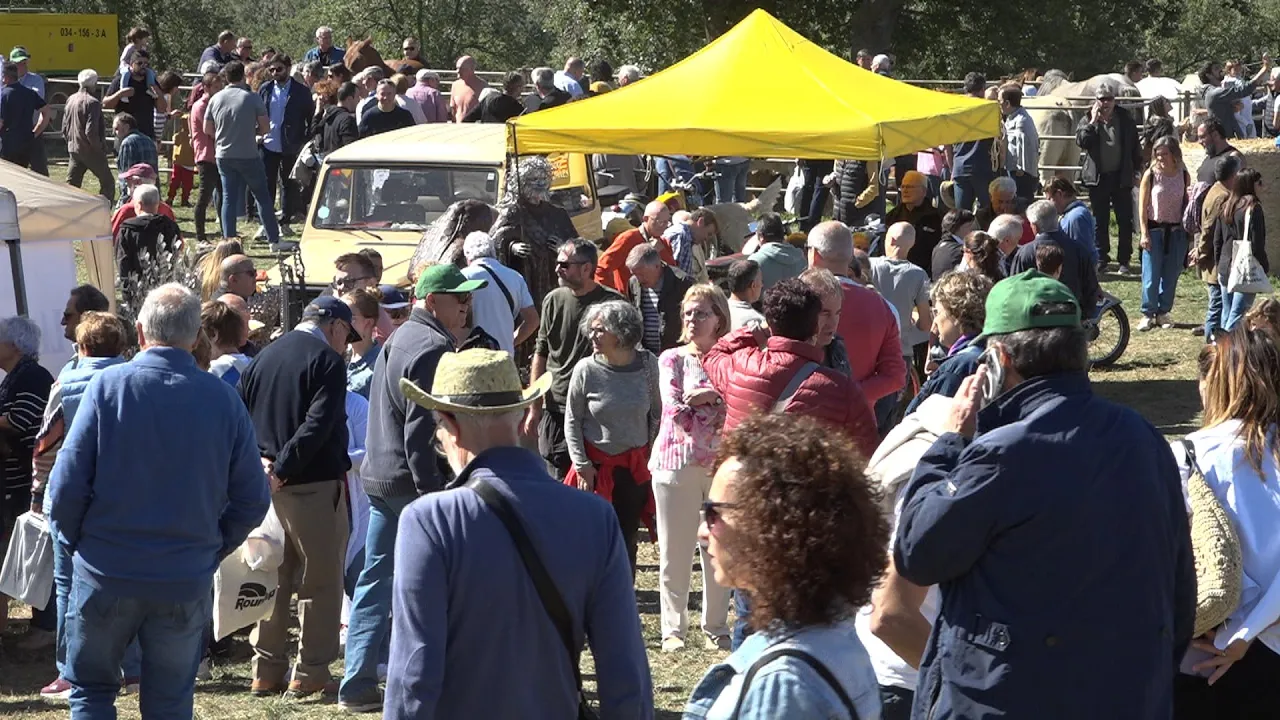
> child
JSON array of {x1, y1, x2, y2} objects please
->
[
  {"x1": 168, "y1": 110, "x2": 195, "y2": 207},
  {"x1": 1035, "y1": 241, "x2": 1065, "y2": 280},
  {"x1": 118, "y1": 27, "x2": 155, "y2": 82}
]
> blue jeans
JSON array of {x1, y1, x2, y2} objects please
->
[
  {"x1": 64, "y1": 573, "x2": 208, "y2": 719},
  {"x1": 340, "y1": 494, "x2": 413, "y2": 701},
  {"x1": 54, "y1": 543, "x2": 141, "y2": 680},
  {"x1": 1140, "y1": 227, "x2": 1189, "y2": 317},
  {"x1": 655, "y1": 157, "x2": 703, "y2": 205},
  {"x1": 1224, "y1": 290, "x2": 1256, "y2": 332},
  {"x1": 731, "y1": 589, "x2": 752, "y2": 651},
  {"x1": 216, "y1": 156, "x2": 280, "y2": 243},
  {"x1": 1205, "y1": 283, "x2": 1224, "y2": 340},
  {"x1": 952, "y1": 173, "x2": 991, "y2": 213},
  {"x1": 714, "y1": 162, "x2": 749, "y2": 203}
]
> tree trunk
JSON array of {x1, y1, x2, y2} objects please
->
[{"x1": 849, "y1": 0, "x2": 906, "y2": 59}]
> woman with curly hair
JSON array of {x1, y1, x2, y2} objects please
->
[
  {"x1": 906, "y1": 270, "x2": 995, "y2": 413},
  {"x1": 651, "y1": 284, "x2": 733, "y2": 653},
  {"x1": 961, "y1": 230, "x2": 1004, "y2": 284},
  {"x1": 683, "y1": 413, "x2": 887, "y2": 719}
]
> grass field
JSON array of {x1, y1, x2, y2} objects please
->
[{"x1": 0, "y1": 167, "x2": 1210, "y2": 717}]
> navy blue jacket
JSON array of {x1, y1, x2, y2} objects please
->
[
  {"x1": 1009, "y1": 230, "x2": 1101, "y2": 312},
  {"x1": 258, "y1": 78, "x2": 315, "y2": 155},
  {"x1": 905, "y1": 337, "x2": 984, "y2": 415},
  {"x1": 896, "y1": 373, "x2": 1194, "y2": 719}
]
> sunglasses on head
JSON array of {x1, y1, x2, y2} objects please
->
[{"x1": 701, "y1": 500, "x2": 738, "y2": 530}]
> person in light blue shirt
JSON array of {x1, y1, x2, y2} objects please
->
[
  {"x1": 49, "y1": 283, "x2": 269, "y2": 719},
  {"x1": 1045, "y1": 176, "x2": 1099, "y2": 265},
  {"x1": 683, "y1": 413, "x2": 884, "y2": 720},
  {"x1": 554, "y1": 58, "x2": 586, "y2": 98}
]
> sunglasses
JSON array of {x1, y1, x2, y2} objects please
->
[
  {"x1": 334, "y1": 275, "x2": 370, "y2": 289},
  {"x1": 556, "y1": 259, "x2": 588, "y2": 269},
  {"x1": 701, "y1": 500, "x2": 738, "y2": 530}
]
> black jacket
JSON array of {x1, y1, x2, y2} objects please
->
[
  {"x1": 884, "y1": 202, "x2": 944, "y2": 276},
  {"x1": 238, "y1": 329, "x2": 349, "y2": 484},
  {"x1": 1213, "y1": 202, "x2": 1270, "y2": 283},
  {"x1": 358, "y1": 105, "x2": 415, "y2": 138},
  {"x1": 535, "y1": 89, "x2": 572, "y2": 112},
  {"x1": 318, "y1": 105, "x2": 358, "y2": 155},
  {"x1": 931, "y1": 235, "x2": 965, "y2": 281},
  {"x1": 1009, "y1": 230, "x2": 1100, "y2": 311},
  {"x1": 464, "y1": 93, "x2": 525, "y2": 123},
  {"x1": 1075, "y1": 105, "x2": 1142, "y2": 188},
  {"x1": 362, "y1": 308, "x2": 455, "y2": 498},
  {"x1": 628, "y1": 266, "x2": 693, "y2": 354},
  {"x1": 116, "y1": 213, "x2": 181, "y2": 280},
  {"x1": 258, "y1": 78, "x2": 315, "y2": 155}
]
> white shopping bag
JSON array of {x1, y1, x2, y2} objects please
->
[
  {"x1": 1226, "y1": 209, "x2": 1273, "y2": 295},
  {"x1": 0, "y1": 511, "x2": 54, "y2": 609},
  {"x1": 211, "y1": 505, "x2": 286, "y2": 640},
  {"x1": 784, "y1": 164, "x2": 805, "y2": 215}
]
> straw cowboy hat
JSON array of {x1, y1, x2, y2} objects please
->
[{"x1": 400, "y1": 349, "x2": 550, "y2": 415}]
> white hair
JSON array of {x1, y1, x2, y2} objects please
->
[
  {"x1": 353, "y1": 68, "x2": 375, "y2": 85},
  {"x1": 316, "y1": 25, "x2": 333, "y2": 37},
  {"x1": 988, "y1": 176, "x2": 1017, "y2": 197},
  {"x1": 988, "y1": 214, "x2": 1025, "y2": 245},
  {"x1": 0, "y1": 316, "x2": 41, "y2": 357},
  {"x1": 416, "y1": 69, "x2": 438, "y2": 84},
  {"x1": 625, "y1": 242, "x2": 662, "y2": 270},
  {"x1": 463, "y1": 231, "x2": 497, "y2": 263},
  {"x1": 872, "y1": 54, "x2": 891, "y2": 70},
  {"x1": 77, "y1": 69, "x2": 98, "y2": 90},
  {"x1": 139, "y1": 283, "x2": 201, "y2": 348},
  {"x1": 1026, "y1": 200, "x2": 1060, "y2": 232},
  {"x1": 532, "y1": 67, "x2": 555, "y2": 91},
  {"x1": 806, "y1": 221, "x2": 853, "y2": 264},
  {"x1": 134, "y1": 184, "x2": 160, "y2": 211},
  {"x1": 617, "y1": 65, "x2": 642, "y2": 84},
  {"x1": 199, "y1": 60, "x2": 220, "y2": 74}
]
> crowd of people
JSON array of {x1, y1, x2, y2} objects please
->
[{"x1": 1, "y1": 25, "x2": 1279, "y2": 720}]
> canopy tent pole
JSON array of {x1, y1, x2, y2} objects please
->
[{"x1": 0, "y1": 188, "x2": 26, "y2": 317}]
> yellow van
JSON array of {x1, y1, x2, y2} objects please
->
[{"x1": 274, "y1": 123, "x2": 600, "y2": 323}]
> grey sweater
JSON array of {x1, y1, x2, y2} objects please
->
[{"x1": 564, "y1": 352, "x2": 661, "y2": 471}]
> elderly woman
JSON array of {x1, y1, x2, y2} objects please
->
[
  {"x1": 1174, "y1": 327, "x2": 1280, "y2": 715},
  {"x1": 651, "y1": 284, "x2": 733, "y2": 653},
  {"x1": 906, "y1": 270, "x2": 994, "y2": 414},
  {"x1": 564, "y1": 299, "x2": 661, "y2": 576},
  {"x1": 683, "y1": 413, "x2": 887, "y2": 719}
]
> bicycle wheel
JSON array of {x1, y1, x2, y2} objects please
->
[{"x1": 1089, "y1": 304, "x2": 1130, "y2": 368}]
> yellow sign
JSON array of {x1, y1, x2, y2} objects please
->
[
  {"x1": 546, "y1": 152, "x2": 571, "y2": 185},
  {"x1": 0, "y1": 14, "x2": 119, "y2": 77}
]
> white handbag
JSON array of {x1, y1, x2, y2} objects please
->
[
  {"x1": 783, "y1": 164, "x2": 805, "y2": 215},
  {"x1": 1226, "y1": 207, "x2": 1273, "y2": 295},
  {"x1": 0, "y1": 511, "x2": 54, "y2": 609}
]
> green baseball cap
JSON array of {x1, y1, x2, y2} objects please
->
[
  {"x1": 414, "y1": 264, "x2": 487, "y2": 298},
  {"x1": 978, "y1": 270, "x2": 1081, "y2": 339}
]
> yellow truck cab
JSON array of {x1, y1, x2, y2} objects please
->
[{"x1": 274, "y1": 123, "x2": 600, "y2": 324}]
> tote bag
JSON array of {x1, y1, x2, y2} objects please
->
[{"x1": 1226, "y1": 207, "x2": 1273, "y2": 294}]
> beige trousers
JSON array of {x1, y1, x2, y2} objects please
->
[
  {"x1": 652, "y1": 464, "x2": 731, "y2": 640},
  {"x1": 251, "y1": 479, "x2": 349, "y2": 685}
]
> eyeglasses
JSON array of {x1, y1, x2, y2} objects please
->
[
  {"x1": 555, "y1": 259, "x2": 588, "y2": 269},
  {"x1": 587, "y1": 325, "x2": 609, "y2": 337},
  {"x1": 387, "y1": 307, "x2": 410, "y2": 320},
  {"x1": 1097, "y1": 97, "x2": 1115, "y2": 103},
  {"x1": 683, "y1": 308, "x2": 711, "y2": 321},
  {"x1": 701, "y1": 500, "x2": 739, "y2": 530}
]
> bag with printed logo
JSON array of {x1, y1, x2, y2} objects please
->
[{"x1": 212, "y1": 505, "x2": 285, "y2": 640}]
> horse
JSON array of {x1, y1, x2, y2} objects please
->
[{"x1": 343, "y1": 38, "x2": 392, "y2": 76}]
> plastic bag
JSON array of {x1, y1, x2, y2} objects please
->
[
  {"x1": 212, "y1": 505, "x2": 285, "y2": 640},
  {"x1": 0, "y1": 512, "x2": 54, "y2": 609},
  {"x1": 783, "y1": 165, "x2": 805, "y2": 215}
]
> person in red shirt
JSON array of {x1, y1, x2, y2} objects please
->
[
  {"x1": 110, "y1": 164, "x2": 175, "y2": 238},
  {"x1": 595, "y1": 200, "x2": 677, "y2": 293},
  {"x1": 805, "y1": 221, "x2": 905, "y2": 417}
]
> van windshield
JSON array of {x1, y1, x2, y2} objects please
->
[{"x1": 312, "y1": 166, "x2": 500, "y2": 230}]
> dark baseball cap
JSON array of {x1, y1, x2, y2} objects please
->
[{"x1": 302, "y1": 295, "x2": 361, "y2": 344}]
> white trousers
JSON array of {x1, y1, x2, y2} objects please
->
[{"x1": 652, "y1": 464, "x2": 731, "y2": 639}]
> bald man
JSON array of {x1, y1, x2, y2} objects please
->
[
  {"x1": 449, "y1": 55, "x2": 487, "y2": 123},
  {"x1": 595, "y1": 200, "x2": 677, "y2": 293},
  {"x1": 554, "y1": 57, "x2": 586, "y2": 98},
  {"x1": 869, "y1": 221, "x2": 932, "y2": 373},
  {"x1": 219, "y1": 255, "x2": 257, "y2": 299},
  {"x1": 883, "y1": 170, "x2": 943, "y2": 276}
]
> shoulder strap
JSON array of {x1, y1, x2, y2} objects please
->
[
  {"x1": 772, "y1": 361, "x2": 820, "y2": 414},
  {"x1": 1179, "y1": 439, "x2": 1203, "y2": 476},
  {"x1": 477, "y1": 262, "x2": 517, "y2": 319},
  {"x1": 730, "y1": 646, "x2": 860, "y2": 719},
  {"x1": 464, "y1": 476, "x2": 586, "y2": 698}
]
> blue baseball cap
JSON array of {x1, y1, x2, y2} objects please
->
[
  {"x1": 378, "y1": 284, "x2": 410, "y2": 309},
  {"x1": 302, "y1": 295, "x2": 361, "y2": 343}
]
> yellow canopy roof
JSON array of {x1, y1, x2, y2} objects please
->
[{"x1": 508, "y1": 9, "x2": 1000, "y2": 160}]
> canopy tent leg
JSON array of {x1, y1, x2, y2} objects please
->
[{"x1": 5, "y1": 239, "x2": 27, "y2": 317}]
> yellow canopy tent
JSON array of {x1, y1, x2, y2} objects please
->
[{"x1": 508, "y1": 9, "x2": 1000, "y2": 160}]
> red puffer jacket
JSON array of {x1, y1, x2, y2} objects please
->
[{"x1": 702, "y1": 328, "x2": 879, "y2": 458}]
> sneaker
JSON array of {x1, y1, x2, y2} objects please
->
[
  {"x1": 338, "y1": 687, "x2": 384, "y2": 713},
  {"x1": 1137, "y1": 316, "x2": 1155, "y2": 332},
  {"x1": 1157, "y1": 313, "x2": 1175, "y2": 329},
  {"x1": 253, "y1": 226, "x2": 268, "y2": 241},
  {"x1": 196, "y1": 658, "x2": 212, "y2": 681},
  {"x1": 1117, "y1": 264, "x2": 1133, "y2": 276},
  {"x1": 16, "y1": 628, "x2": 55, "y2": 650},
  {"x1": 661, "y1": 636, "x2": 685, "y2": 653},
  {"x1": 270, "y1": 241, "x2": 299, "y2": 253},
  {"x1": 279, "y1": 224, "x2": 296, "y2": 237},
  {"x1": 39, "y1": 677, "x2": 73, "y2": 702},
  {"x1": 121, "y1": 677, "x2": 141, "y2": 695},
  {"x1": 706, "y1": 634, "x2": 732, "y2": 651}
]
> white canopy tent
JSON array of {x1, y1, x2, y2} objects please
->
[{"x1": 0, "y1": 160, "x2": 115, "y2": 377}]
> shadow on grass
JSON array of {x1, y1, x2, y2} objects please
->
[{"x1": 1092, "y1": 377, "x2": 1201, "y2": 437}]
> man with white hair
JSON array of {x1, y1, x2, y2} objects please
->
[
  {"x1": 806, "y1": 221, "x2": 905, "y2": 411},
  {"x1": 303, "y1": 26, "x2": 346, "y2": 67},
  {"x1": 50, "y1": 283, "x2": 269, "y2": 718},
  {"x1": 385, "y1": 348, "x2": 652, "y2": 719},
  {"x1": 1010, "y1": 200, "x2": 1100, "y2": 313},
  {"x1": 988, "y1": 213, "x2": 1025, "y2": 276},
  {"x1": 63, "y1": 69, "x2": 113, "y2": 201},
  {"x1": 626, "y1": 242, "x2": 693, "y2": 354},
  {"x1": 115, "y1": 184, "x2": 182, "y2": 309},
  {"x1": 407, "y1": 69, "x2": 448, "y2": 123},
  {"x1": 450, "y1": 55, "x2": 487, "y2": 123},
  {"x1": 530, "y1": 66, "x2": 571, "y2": 112},
  {"x1": 616, "y1": 64, "x2": 642, "y2": 86},
  {"x1": 462, "y1": 231, "x2": 539, "y2": 356},
  {"x1": 871, "y1": 54, "x2": 892, "y2": 76},
  {"x1": 555, "y1": 57, "x2": 587, "y2": 98},
  {"x1": 1075, "y1": 82, "x2": 1143, "y2": 273}
]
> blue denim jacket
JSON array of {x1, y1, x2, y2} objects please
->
[{"x1": 683, "y1": 620, "x2": 881, "y2": 720}]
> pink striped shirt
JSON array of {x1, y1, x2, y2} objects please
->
[{"x1": 649, "y1": 347, "x2": 725, "y2": 472}]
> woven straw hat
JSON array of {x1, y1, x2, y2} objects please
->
[{"x1": 400, "y1": 349, "x2": 550, "y2": 415}]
